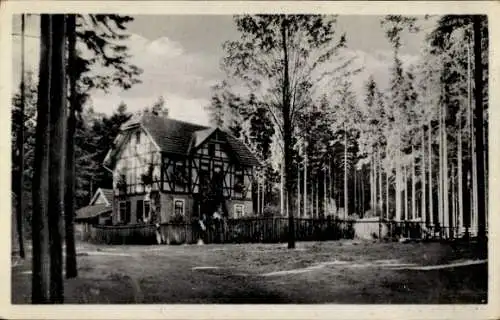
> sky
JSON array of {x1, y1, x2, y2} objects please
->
[{"x1": 11, "y1": 14, "x2": 437, "y2": 126}]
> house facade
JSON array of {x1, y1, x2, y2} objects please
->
[{"x1": 103, "y1": 114, "x2": 260, "y2": 225}]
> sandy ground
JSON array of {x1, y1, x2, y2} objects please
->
[{"x1": 11, "y1": 240, "x2": 487, "y2": 304}]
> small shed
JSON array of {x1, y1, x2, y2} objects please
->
[{"x1": 75, "y1": 188, "x2": 113, "y2": 239}]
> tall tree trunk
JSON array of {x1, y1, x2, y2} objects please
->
[
  {"x1": 378, "y1": 148, "x2": 382, "y2": 217},
  {"x1": 328, "y1": 158, "x2": 331, "y2": 214},
  {"x1": 375, "y1": 152, "x2": 378, "y2": 214},
  {"x1": 311, "y1": 178, "x2": 315, "y2": 217},
  {"x1": 257, "y1": 179, "x2": 261, "y2": 214},
  {"x1": 411, "y1": 145, "x2": 416, "y2": 221},
  {"x1": 297, "y1": 162, "x2": 300, "y2": 217},
  {"x1": 370, "y1": 158, "x2": 373, "y2": 214},
  {"x1": 428, "y1": 121, "x2": 433, "y2": 226},
  {"x1": 373, "y1": 151, "x2": 377, "y2": 215},
  {"x1": 470, "y1": 68, "x2": 478, "y2": 234},
  {"x1": 361, "y1": 169, "x2": 365, "y2": 217},
  {"x1": 286, "y1": 190, "x2": 289, "y2": 217},
  {"x1": 438, "y1": 103, "x2": 444, "y2": 230},
  {"x1": 421, "y1": 127, "x2": 426, "y2": 224},
  {"x1": 354, "y1": 168, "x2": 357, "y2": 215},
  {"x1": 458, "y1": 115, "x2": 464, "y2": 234},
  {"x1": 48, "y1": 14, "x2": 67, "y2": 303},
  {"x1": 466, "y1": 37, "x2": 473, "y2": 233},
  {"x1": 315, "y1": 178, "x2": 319, "y2": 218},
  {"x1": 262, "y1": 181, "x2": 265, "y2": 214},
  {"x1": 344, "y1": 128, "x2": 348, "y2": 219},
  {"x1": 443, "y1": 102, "x2": 450, "y2": 237},
  {"x1": 32, "y1": 14, "x2": 52, "y2": 304},
  {"x1": 451, "y1": 163, "x2": 456, "y2": 235},
  {"x1": 395, "y1": 150, "x2": 402, "y2": 221},
  {"x1": 64, "y1": 14, "x2": 78, "y2": 279},
  {"x1": 404, "y1": 164, "x2": 408, "y2": 221},
  {"x1": 281, "y1": 20, "x2": 295, "y2": 249},
  {"x1": 386, "y1": 168, "x2": 389, "y2": 220},
  {"x1": 304, "y1": 149, "x2": 307, "y2": 217},
  {"x1": 473, "y1": 16, "x2": 486, "y2": 251},
  {"x1": 310, "y1": 182, "x2": 313, "y2": 217},
  {"x1": 483, "y1": 120, "x2": 488, "y2": 230},
  {"x1": 323, "y1": 168, "x2": 327, "y2": 216},
  {"x1": 280, "y1": 163, "x2": 284, "y2": 216},
  {"x1": 15, "y1": 14, "x2": 26, "y2": 259}
]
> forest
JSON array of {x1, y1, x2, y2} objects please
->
[
  {"x1": 10, "y1": 14, "x2": 488, "y2": 302},
  {"x1": 206, "y1": 15, "x2": 488, "y2": 247}
]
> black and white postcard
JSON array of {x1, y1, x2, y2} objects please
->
[{"x1": 1, "y1": 1, "x2": 498, "y2": 319}]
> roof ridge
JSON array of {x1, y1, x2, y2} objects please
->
[{"x1": 142, "y1": 113, "x2": 211, "y2": 129}]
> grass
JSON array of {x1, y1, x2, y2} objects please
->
[{"x1": 11, "y1": 240, "x2": 487, "y2": 304}]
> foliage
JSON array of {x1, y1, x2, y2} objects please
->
[{"x1": 209, "y1": 15, "x2": 358, "y2": 220}]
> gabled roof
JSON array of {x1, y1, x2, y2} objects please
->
[
  {"x1": 106, "y1": 114, "x2": 260, "y2": 167},
  {"x1": 140, "y1": 114, "x2": 208, "y2": 155},
  {"x1": 89, "y1": 188, "x2": 114, "y2": 206},
  {"x1": 76, "y1": 204, "x2": 112, "y2": 221},
  {"x1": 191, "y1": 128, "x2": 217, "y2": 150},
  {"x1": 101, "y1": 189, "x2": 114, "y2": 202}
]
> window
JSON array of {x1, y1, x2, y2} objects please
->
[
  {"x1": 119, "y1": 201, "x2": 131, "y2": 224},
  {"x1": 215, "y1": 143, "x2": 226, "y2": 158},
  {"x1": 174, "y1": 199, "x2": 185, "y2": 216},
  {"x1": 144, "y1": 200, "x2": 151, "y2": 220},
  {"x1": 136, "y1": 199, "x2": 150, "y2": 222},
  {"x1": 233, "y1": 166, "x2": 244, "y2": 198},
  {"x1": 208, "y1": 143, "x2": 215, "y2": 157},
  {"x1": 135, "y1": 130, "x2": 141, "y2": 144},
  {"x1": 199, "y1": 162, "x2": 210, "y2": 192},
  {"x1": 234, "y1": 204, "x2": 244, "y2": 218},
  {"x1": 136, "y1": 200, "x2": 143, "y2": 222}
]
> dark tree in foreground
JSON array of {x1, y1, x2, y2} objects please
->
[
  {"x1": 48, "y1": 14, "x2": 67, "y2": 303},
  {"x1": 473, "y1": 15, "x2": 486, "y2": 256},
  {"x1": 64, "y1": 14, "x2": 78, "y2": 279},
  {"x1": 31, "y1": 14, "x2": 52, "y2": 304},
  {"x1": 63, "y1": 14, "x2": 142, "y2": 278}
]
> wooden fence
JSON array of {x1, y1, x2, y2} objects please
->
[
  {"x1": 88, "y1": 217, "x2": 355, "y2": 245},
  {"x1": 87, "y1": 217, "x2": 479, "y2": 245},
  {"x1": 161, "y1": 217, "x2": 356, "y2": 244},
  {"x1": 88, "y1": 223, "x2": 157, "y2": 245}
]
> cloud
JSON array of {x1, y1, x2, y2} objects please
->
[
  {"x1": 144, "y1": 36, "x2": 184, "y2": 57},
  {"x1": 90, "y1": 91, "x2": 211, "y2": 126},
  {"x1": 10, "y1": 19, "x2": 421, "y2": 128},
  {"x1": 88, "y1": 33, "x2": 223, "y2": 125},
  {"x1": 11, "y1": 23, "x2": 220, "y2": 127}
]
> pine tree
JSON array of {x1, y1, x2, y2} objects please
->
[
  {"x1": 219, "y1": 15, "x2": 353, "y2": 248},
  {"x1": 48, "y1": 14, "x2": 67, "y2": 303},
  {"x1": 64, "y1": 14, "x2": 78, "y2": 279},
  {"x1": 32, "y1": 14, "x2": 52, "y2": 304}
]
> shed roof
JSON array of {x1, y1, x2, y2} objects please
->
[
  {"x1": 100, "y1": 189, "x2": 114, "y2": 202},
  {"x1": 76, "y1": 204, "x2": 112, "y2": 221}
]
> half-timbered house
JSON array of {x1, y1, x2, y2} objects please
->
[{"x1": 103, "y1": 113, "x2": 260, "y2": 225}]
